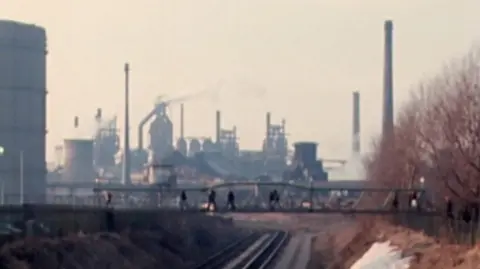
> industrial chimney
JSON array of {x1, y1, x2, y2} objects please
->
[
  {"x1": 382, "y1": 20, "x2": 394, "y2": 138},
  {"x1": 216, "y1": 110, "x2": 221, "y2": 144},
  {"x1": 352, "y1": 91, "x2": 360, "y2": 154},
  {"x1": 265, "y1": 112, "x2": 272, "y2": 153},
  {"x1": 180, "y1": 103, "x2": 185, "y2": 138},
  {"x1": 74, "y1": 116, "x2": 79, "y2": 128},
  {"x1": 122, "y1": 62, "x2": 131, "y2": 185},
  {"x1": 95, "y1": 108, "x2": 102, "y2": 121}
]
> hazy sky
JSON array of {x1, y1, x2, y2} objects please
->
[{"x1": 1, "y1": 0, "x2": 479, "y2": 161}]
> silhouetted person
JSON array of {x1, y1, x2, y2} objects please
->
[
  {"x1": 207, "y1": 189, "x2": 217, "y2": 211},
  {"x1": 180, "y1": 190, "x2": 188, "y2": 211},
  {"x1": 461, "y1": 203, "x2": 472, "y2": 224},
  {"x1": 106, "y1": 192, "x2": 113, "y2": 207},
  {"x1": 445, "y1": 197, "x2": 454, "y2": 220},
  {"x1": 227, "y1": 190, "x2": 236, "y2": 211},
  {"x1": 470, "y1": 202, "x2": 479, "y2": 224},
  {"x1": 269, "y1": 191, "x2": 275, "y2": 211},
  {"x1": 408, "y1": 192, "x2": 419, "y2": 210},
  {"x1": 392, "y1": 192, "x2": 399, "y2": 211},
  {"x1": 269, "y1": 189, "x2": 280, "y2": 211}
]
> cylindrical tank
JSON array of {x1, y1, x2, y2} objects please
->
[
  {"x1": 63, "y1": 139, "x2": 95, "y2": 182},
  {"x1": 176, "y1": 138, "x2": 187, "y2": 156},
  {"x1": 202, "y1": 138, "x2": 215, "y2": 152},
  {"x1": 293, "y1": 142, "x2": 317, "y2": 165},
  {"x1": 0, "y1": 21, "x2": 47, "y2": 202},
  {"x1": 189, "y1": 139, "x2": 201, "y2": 157}
]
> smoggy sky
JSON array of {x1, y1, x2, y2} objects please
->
[{"x1": 1, "y1": 0, "x2": 479, "y2": 162}]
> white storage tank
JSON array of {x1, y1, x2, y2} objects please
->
[
  {"x1": 0, "y1": 20, "x2": 47, "y2": 202},
  {"x1": 63, "y1": 139, "x2": 95, "y2": 182}
]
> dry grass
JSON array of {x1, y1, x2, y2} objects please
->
[
  {"x1": 309, "y1": 217, "x2": 480, "y2": 269},
  {"x1": 0, "y1": 214, "x2": 247, "y2": 269}
]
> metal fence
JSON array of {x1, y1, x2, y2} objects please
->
[{"x1": 387, "y1": 212, "x2": 480, "y2": 246}]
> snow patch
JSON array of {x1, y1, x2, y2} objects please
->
[{"x1": 351, "y1": 241, "x2": 412, "y2": 269}]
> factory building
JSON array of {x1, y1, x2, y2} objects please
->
[
  {"x1": 0, "y1": 20, "x2": 47, "y2": 203},
  {"x1": 93, "y1": 108, "x2": 119, "y2": 172},
  {"x1": 263, "y1": 112, "x2": 288, "y2": 175},
  {"x1": 287, "y1": 142, "x2": 328, "y2": 181}
]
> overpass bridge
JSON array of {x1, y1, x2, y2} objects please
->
[
  {"x1": 42, "y1": 180, "x2": 425, "y2": 215},
  {"x1": 46, "y1": 179, "x2": 367, "y2": 191}
]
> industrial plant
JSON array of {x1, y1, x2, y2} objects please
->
[
  {"x1": 0, "y1": 17, "x2": 397, "y2": 200},
  {"x1": 47, "y1": 80, "x2": 365, "y2": 192}
]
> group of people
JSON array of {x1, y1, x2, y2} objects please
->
[
  {"x1": 179, "y1": 189, "x2": 237, "y2": 211},
  {"x1": 179, "y1": 189, "x2": 282, "y2": 211},
  {"x1": 391, "y1": 191, "x2": 423, "y2": 211},
  {"x1": 444, "y1": 197, "x2": 480, "y2": 224},
  {"x1": 390, "y1": 192, "x2": 480, "y2": 225}
]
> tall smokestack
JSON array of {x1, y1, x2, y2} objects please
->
[
  {"x1": 216, "y1": 110, "x2": 221, "y2": 144},
  {"x1": 122, "y1": 63, "x2": 131, "y2": 185},
  {"x1": 180, "y1": 103, "x2": 185, "y2": 138},
  {"x1": 74, "y1": 116, "x2": 79, "y2": 128},
  {"x1": 95, "y1": 108, "x2": 102, "y2": 121},
  {"x1": 266, "y1": 112, "x2": 271, "y2": 138},
  {"x1": 352, "y1": 91, "x2": 360, "y2": 154},
  {"x1": 382, "y1": 20, "x2": 394, "y2": 137},
  {"x1": 266, "y1": 112, "x2": 271, "y2": 152}
]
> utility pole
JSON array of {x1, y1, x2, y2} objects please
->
[{"x1": 20, "y1": 150, "x2": 24, "y2": 204}]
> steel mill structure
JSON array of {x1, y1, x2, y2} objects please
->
[{"x1": 0, "y1": 20, "x2": 47, "y2": 203}]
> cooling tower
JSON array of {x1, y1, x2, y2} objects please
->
[
  {"x1": 293, "y1": 142, "x2": 318, "y2": 166},
  {"x1": 382, "y1": 20, "x2": 394, "y2": 137},
  {"x1": 63, "y1": 139, "x2": 95, "y2": 182},
  {"x1": 352, "y1": 91, "x2": 360, "y2": 153}
]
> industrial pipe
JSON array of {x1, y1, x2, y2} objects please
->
[{"x1": 137, "y1": 108, "x2": 156, "y2": 150}]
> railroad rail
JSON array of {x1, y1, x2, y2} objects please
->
[
  {"x1": 239, "y1": 231, "x2": 289, "y2": 269},
  {"x1": 191, "y1": 232, "x2": 262, "y2": 269},
  {"x1": 191, "y1": 231, "x2": 289, "y2": 269}
]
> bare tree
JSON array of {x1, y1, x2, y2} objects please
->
[{"x1": 367, "y1": 49, "x2": 480, "y2": 204}]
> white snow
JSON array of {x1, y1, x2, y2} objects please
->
[{"x1": 351, "y1": 241, "x2": 412, "y2": 269}]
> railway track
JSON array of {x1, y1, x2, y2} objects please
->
[{"x1": 190, "y1": 230, "x2": 289, "y2": 269}]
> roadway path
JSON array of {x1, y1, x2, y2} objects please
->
[{"x1": 274, "y1": 233, "x2": 313, "y2": 269}]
